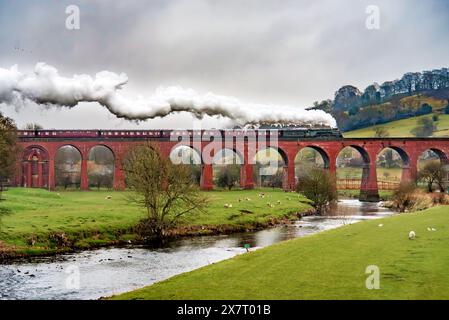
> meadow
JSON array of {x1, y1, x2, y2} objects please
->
[
  {"x1": 113, "y1": 205, "x2": 449, "y2": 300},
  {"x1": 0, "y1": 188, "x2": 311, "y2": 257}
]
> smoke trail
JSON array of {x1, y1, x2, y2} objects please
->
[{"x1": 0, "y1": 63, "x2": 336, "y2": 127}]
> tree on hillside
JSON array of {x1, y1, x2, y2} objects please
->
[
  {"x1": 123, "y1": 143, "x2": 207, "y2": 239},
  {"x1": 0, "y1": 112, "x2": 20, "y2": 200},
  {"x1": 374, "y1": 127, "x2": 389, "y2": 138},
  {"x1": 444, "y1": 102, "x2": 449, "y2": 115},
  {"x1": 296, "y1": 168, "x2": 337, "y2": 214},
  {"x1": 411, "y1": 117, "x2": 435, "y2": 137},
  {"x1": 418, "y1": 162, "x2": 447, "y2": 193},
  {"x1": 215, "y1": 164, "x2": 240, "y2": 190}
]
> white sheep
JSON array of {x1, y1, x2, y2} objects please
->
[
  {"x1": 378, "y1": 224, "x2": 383, "y2": 227},
  {"x1": 408, "y1": 231, "x2": 416, "y2": 240}
]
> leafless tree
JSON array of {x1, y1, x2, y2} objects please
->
[
  {"x1": 419, "y1": 161, "x2": 448, "y2": 192},
  {"x1": 123, "y1": 143, "x2": 207, "y2": 239}
]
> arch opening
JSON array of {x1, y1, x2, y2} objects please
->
[
  {"x1": 169, "y1": 145, "x2": 202, "y2": 186},
  {"x1": 376, "y1": 147, "x2": 409, "y2": 190},
  {"x1": 87, "y1": 146, "x2": 115, "y2": 190},
  {"x1": 295, "y1": 146, "x2": 330, "y2": 183},
  {"x1": 212, "y1": 148, "x2": 243, "y2": 190},
  {"x1": 21, "y1": 146, "x2": 49, "y2": 188},
  {"x1": 253, "y1": 147, "x2": 287, "y2": 189},
  {"x1": 55, "y1": 145, "x2": 82, "y2": 190},
  {"x1": 336, "y1": 146, "x2": 370, "y2": 193}
]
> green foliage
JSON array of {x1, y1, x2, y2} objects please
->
[{"x1": 0, "y1": 112, "x2": 19, "y2": 200}]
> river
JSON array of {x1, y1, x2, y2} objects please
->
[{"x1": 0, "y1": 199, "x2": 394, "y2": 300}]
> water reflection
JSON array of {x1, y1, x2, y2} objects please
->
[{"x1": 0, "y1": 199, "x2": 393, "y2": 300}]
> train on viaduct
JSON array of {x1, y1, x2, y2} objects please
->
[{"x1": 11, "y1": 128, "x2": 449, "y2": 202}]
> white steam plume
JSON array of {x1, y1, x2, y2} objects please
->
[{"x1": 0, "y1": 63, "x2": 336, "y2": 127}]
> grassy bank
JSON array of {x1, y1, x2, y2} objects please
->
[
  {"x1": 112, "y1": 205, "x2": 449, "y2": 300},
  {"x1": 0, "y1": 188, "x2": 311, "y2": 258},
  {"x1": 338, "y1": 189, "x2": 394, "y2": 200}
]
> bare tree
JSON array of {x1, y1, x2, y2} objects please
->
[
  {"x1": 123, "y1": 143, "x2": 207, "y2": 239},
  {"x1": 419, "y1": 161, "x2": 447, "y2": 192},
  {"x1": 296, "y1": 168, "x2": 337, "y2": 214}
]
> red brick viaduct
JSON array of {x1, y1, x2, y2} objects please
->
[{"x1": 13, "y1": 129, "x2": 449, "y2": 202}]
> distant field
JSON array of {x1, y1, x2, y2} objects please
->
[{"x1": 344, "y1": 114, "x2": 449, "y2": 138}]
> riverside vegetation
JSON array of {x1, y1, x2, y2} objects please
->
[{"x1": 0, "y1": 188, "x2": 312, "y2": 259}]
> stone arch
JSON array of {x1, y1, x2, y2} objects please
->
[
  {"x1": 376, "y1": 146, "x2": 410, "y2": 189},
  {"x1": 295, "y1": 146, "x2": 331, "y2": 187},
  {"x1": 87, "y1": 145, "x2": 115, "y2": 190},
  {"x1": 253, "y1": 146, "x2": 287, "y2": 189},
  {"x1": 169, "y1": 145, "x2": 202, "y2": 165},
  {"x1": 21, "y1": 146, "x2": 49, "y2": 188},
  {"x1": 170, "y1": 145, "x2": 202, "y2": 186},
  {"x1": 336, "y1": 145, "x2": 379, "y2": 201},
  {"x1": 55, "y1": 145, "x2": 82, "y2": 189}
]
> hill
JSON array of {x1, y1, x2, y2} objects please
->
[
  {"x1": 344, "y1": 112, "x2": 449, "y2": 138},
  {"x1": 310, "y1": 68, "x2": 449, "y2": 134}
]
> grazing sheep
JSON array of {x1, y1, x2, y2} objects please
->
[
  {"x1": 408, "y1": 231, "x2": 416, "y2": 240},
  {"x1": 238, "y1": 198, "x2": 243, "y2": 202},
  {"x1": 245, "y1": 197, "x2": 251, "y2": 201},
  {"x1": 277, "y1": 200, "x2": 281, "y2": 204},
  {"x1": 427, "y1": 227, "x2": 437, "y2": 231},
  {"x1": 228, "y1": 204, "x2": 233, "y2": 208},
  {"x1": 224, "y1": 203, "x2": 229, "y2": 208},
  {"x1": 105, "y1": 196, "x2": 112, "y2": 200},
  {"x1": 378, "y1": 224, "x2": 383, "y2": 227}
]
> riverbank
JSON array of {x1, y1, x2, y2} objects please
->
[
  {"x1": 0, "y1": 188, "x2": 312, "y2": 261},
  {"x1": 112, "y1": 205, "x2": 449, "y2": 300}
]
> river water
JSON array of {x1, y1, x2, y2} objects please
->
[{"x1": 0, "y1": 199, "x2": 393, "y2": 300}]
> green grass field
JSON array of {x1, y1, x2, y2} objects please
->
[
  {"x1": 112, "y1": 205, "x2": 449, "y2": 300},
  {"x1": 344, "y1": 114, "x2": 449, "y2": 138},
  {"x1": 0, "y1": 188, "x2": 311, "y2": 256}
]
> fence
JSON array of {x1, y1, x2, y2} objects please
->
[{"x1": 337, "y1": 179, "x2": 400, "y2": 190}]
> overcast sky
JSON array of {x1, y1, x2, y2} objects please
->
[{"x1": 1, "y1": 0, "x2": 449, "y2": 129}]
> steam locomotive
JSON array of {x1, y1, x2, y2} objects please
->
[{"x1": 18, "y1": 127, "x2": 343, "y2": 140}]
